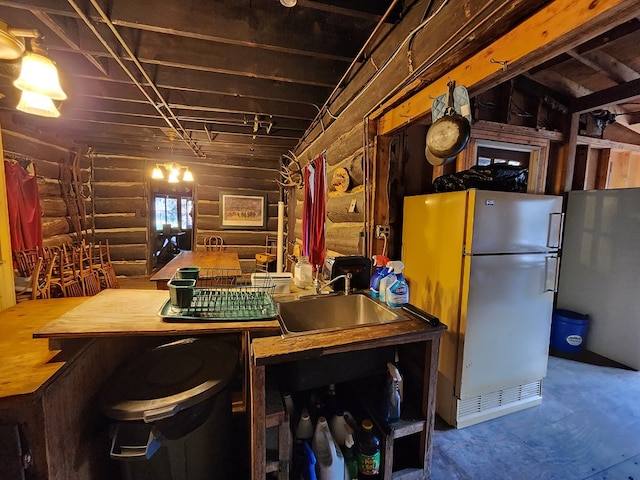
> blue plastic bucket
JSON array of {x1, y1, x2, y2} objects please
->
[{"x1": 550, "y1": 309, "x2": 589, "y2": 354}]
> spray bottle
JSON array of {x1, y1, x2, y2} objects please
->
[
  {"x1": 383, "y1": 362, "x2": 402, "y2": 423},
  {"x1": 385, "y1": 261, "x2": 408, "y2": 307},
  {"x1": 369, "y1": 255, "x2": 389, "y2": 298},
  {"x1": 378, "y1": 262, "x2": 397, "y2": 303}
]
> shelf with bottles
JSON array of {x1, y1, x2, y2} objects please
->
[{"x1": 271, "y1": 345, "x2": 429, "y2": 479}]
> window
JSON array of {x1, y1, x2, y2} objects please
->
[
  {"x1": 154, "y1": 194, "x2": 193, "y2": 230},
  {"x1": 477, "y1": 146, "x2": 530, "y2": 168}
]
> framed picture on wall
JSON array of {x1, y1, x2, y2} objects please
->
[{"x1": 219, "y1": 192, "x2": 268, "y2": 229}]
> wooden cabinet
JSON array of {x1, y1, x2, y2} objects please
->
[{"x1": 250, "y1": 316, "x2": 445, "y2": 480}]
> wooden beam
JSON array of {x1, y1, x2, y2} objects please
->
[
  {"x1": 566, "y1": 49, "x2": 640, "y2": 83},
  {"x1": 570, "y1": 77, "x2": 640, "y2": 113},
  {"x1": 375, "y1": 0, "x2": 640, "y2": 135}
]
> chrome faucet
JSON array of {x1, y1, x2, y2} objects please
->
[{"x1": 313, "y1": 269, "x2": 352, "y2": 295}]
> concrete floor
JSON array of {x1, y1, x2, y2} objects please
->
[{"x1": 431, "y1": 355, "x2": 640, "y2": 480}]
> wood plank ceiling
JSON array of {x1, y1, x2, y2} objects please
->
[
  {"x1": 0, "y1": 1, "x2": 639, "y2": 164},
  {"x1": 0, "y1": 0, "x2": 402, "y2": 162}
]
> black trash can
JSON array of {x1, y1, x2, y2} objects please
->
[{"x1": 100, "y1": 338, "x2": 238, "y2": 480}]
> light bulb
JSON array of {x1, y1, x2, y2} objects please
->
[
  {"x1": 168, "y1": 171, "x2": 180, "y2": 183},
  {"x1": 16, "y1": 90, "x2": 60, "y2": 117},
  {"x1": 14, "y1": 51, "x2": 67, "y2": 100},
  {"x1": 182, "y1": 168, "x2": 194, "y2": 182},
  {"x1": 151, "y1": 166, "x2": 164, "y2": 179}
]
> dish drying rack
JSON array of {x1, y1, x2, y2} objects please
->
[{"x1": 159, "y1": 268, "x2": 278, "y2": 322}]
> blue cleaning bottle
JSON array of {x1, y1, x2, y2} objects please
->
[
  {"x1": 386, "y1": 261, "x2": 409, "y2": 307},
  {"x1": 369, "y1": 255, "x2": 389, "y2": 298}
]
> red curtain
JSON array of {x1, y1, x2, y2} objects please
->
[
  {"x1": 4, "y1": 160, "x2": 43, "y2": 250},
  {"x1": 301, "y1": 152, "x2": 326, "y2": 270}
]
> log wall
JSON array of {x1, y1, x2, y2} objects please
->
[
  {"x1": 92, "y1": 154, "x2": 281, "y2": 274},
  {"x1": 1, "y1": 113, "x2": 281, "y2": 277},
  {"x1": 290, "y1": 0, "x2": 549, "y2": 258},
  {"x1": 1, "y1": 118, "x2": 92, "y2": 248}
]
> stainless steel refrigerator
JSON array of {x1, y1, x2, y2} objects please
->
[{"x1": 402, "y1": 189, "x2": 564, "y2": 428}]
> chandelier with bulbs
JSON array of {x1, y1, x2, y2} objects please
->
[
  {"x1": 151, "y1": 163, "x2": 194, "y2": 183},
  {"x1": 0, "y1": 20, "x2": 67, "y2": 118}
]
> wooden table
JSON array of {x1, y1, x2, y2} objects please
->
[
  {"x1": 0, "y1": 298, "x2": 142, "y2": 479},
  {"x1": 150, "y1": 250, "x2": 242, "y2": 289},
  {"x1": 0, "y1": 298, "x2": 85, "y2": 398},
  {"x1": 33, "y1": 288, "x2": 281, "y2": 415},
  {"x1": 33, "y1": 289, "x2": 279, "y2": 339}
]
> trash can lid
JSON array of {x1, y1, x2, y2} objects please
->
[{"x1": 101, "y1": 338, "x2": 237, "y2": 422}]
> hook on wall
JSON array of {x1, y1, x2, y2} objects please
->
[{"x1": 490, "y1": 58, "x2": 509, "y2": 72}]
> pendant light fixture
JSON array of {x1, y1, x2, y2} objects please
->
[
  {"x1": 0, "y1": 20, "x2": 26, "y2": 60},
  {"x1": 0, "y1": 22, "x2": 67, "y2": 117},
  {"x1": 151, "y1": 162, "x2": 194, "y2": 183},
  {"x1": 13, "y1": 40, "x2": 67, "y2": 101},
  {"x1": 280, "y1": 0, "x2": 297, "y2": 6},
  {"x1": 16, "y1": 90, "x2": 60, "y2": 117}
]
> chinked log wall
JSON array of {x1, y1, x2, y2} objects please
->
[
  {"x1": 1, "y1": 126, "x2": 92, "y2": 247},
  {"x1": 92, "y1": 154, "x2": 280, "y2": 274},
  {"x1": 291, "y1": 0, "x2": 550, "y2": 257}
]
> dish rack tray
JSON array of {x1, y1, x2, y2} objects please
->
[{"x1": 159, "y1": 268, "x2": 277, "y2": 322}]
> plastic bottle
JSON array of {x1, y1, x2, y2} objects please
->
[
  {"x1": 302, "y1": 441, "x2": 318, "y2": 480},
  {"x1": 295, "y1": 256, "x2": 313, "y2": 288},
  {"x1": 296, "y1": 408, "x2": 314, "y2": 441},
  {"x1": 329, "y1": 410, "x2": 352, "y2": 447},
  {"x1": 383, "y1": 363, "x2": 402, "y2": 423},
  {"x1": 369, "y1": 255, "x2": 389, "y2": 298},
  {"x1": 312, "y1": 417, "x2": 345, "y2": 480},
  {"x1": 385, "y1": 261, "x2": 408, "y2": 308},
  {"x1": 343, "y1": 433, "x2": 358, "y2": 480},
  {"x1": 356, "y1": 419, "x2": 380, "y2": 479},
  {"x1": 378, "y1": 262, "x2": 396, "y2": 303}
]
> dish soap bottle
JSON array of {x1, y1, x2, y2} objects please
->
[
  {"x1": 369, "y1": 255, "x2": 389, "y2": 298},
  {"x1": 386, "y1": 261, "x2": 408, "y2": 307}
]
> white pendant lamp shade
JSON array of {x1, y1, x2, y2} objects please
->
[
  {"x1": 151, "y1": 166, "x2": 165, "y2": 179},
  {"x1": 167, "y1": 171, "x2": 180, "y2": 183},
  {"x1": 280, "y1": 0, "x2": 297, "y2": 6},
  {"x1": 182, "y1": 168, "x2": 194, "y2": 182},
  {"x1": 16, "y1": 90, "x2": 60, "y2": 118},
  {"x1": 14, "y1": 51, "x2": 67, "y2": 100}
]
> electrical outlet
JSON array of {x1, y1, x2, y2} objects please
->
[{"x1": 375, "y1": 225, "x2": 390, "y2": 238}]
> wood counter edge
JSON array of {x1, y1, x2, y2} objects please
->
[{"x1": 251, "y1": 319, "x2": 446, "y2": 366}]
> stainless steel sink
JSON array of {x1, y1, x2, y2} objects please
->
[{"x1": 277, "y1": 293, "x2": 405, "y2": 336}]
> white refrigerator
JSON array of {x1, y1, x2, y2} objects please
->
[
  {"x1": 402, "y1": 189, "x2": 564, "y2": 428},
  {"x1": 556, "y1": 188, "x2": 640, "y2": 370}
]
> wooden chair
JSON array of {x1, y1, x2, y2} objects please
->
[
  {"x1": 51, "y1": 243, "x2": 84, "y2": 297},
  {"x1": 255, "y1": 235, "x2": 278, "y2": 272},
  {"x1": 13, "y1": 248, "x2": 40, "y2": 277},
  {"x1": 204, "y1": 235, "x2": 224, "y2": 251},
  {"x1": 15, "y1": 257, "x2": 43, "y2": 302},
  {"x1": 94, "y1": 240, "x2": 119, "y2": 289},
  {"x1": 37, "y1": 252, "x2": 59, "y2": 299},
  {"x1": 78, "y1": 240, "x2": 102, "y2": 296}
]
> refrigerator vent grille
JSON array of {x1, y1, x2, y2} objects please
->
[{"x1": 459, "y1": 380, "x2": 543, "y2": 417}]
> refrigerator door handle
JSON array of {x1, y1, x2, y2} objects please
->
[
  {"x1": 547, "y1": 213, "x2": 565, "y2": 249},
  {"x1": 545, "y1": 256, "x2": 560, "y2": 292}
]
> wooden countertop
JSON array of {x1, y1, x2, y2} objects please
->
[
  {"x1": 0, "y1": 297, "x2": 86, "y2": 398},
  {"x1": 150, "y1": 250, "x2": 242, "y2": 283},
  {"x1": 33, "y1": 289, "x2": 280, "y2": 339}
]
